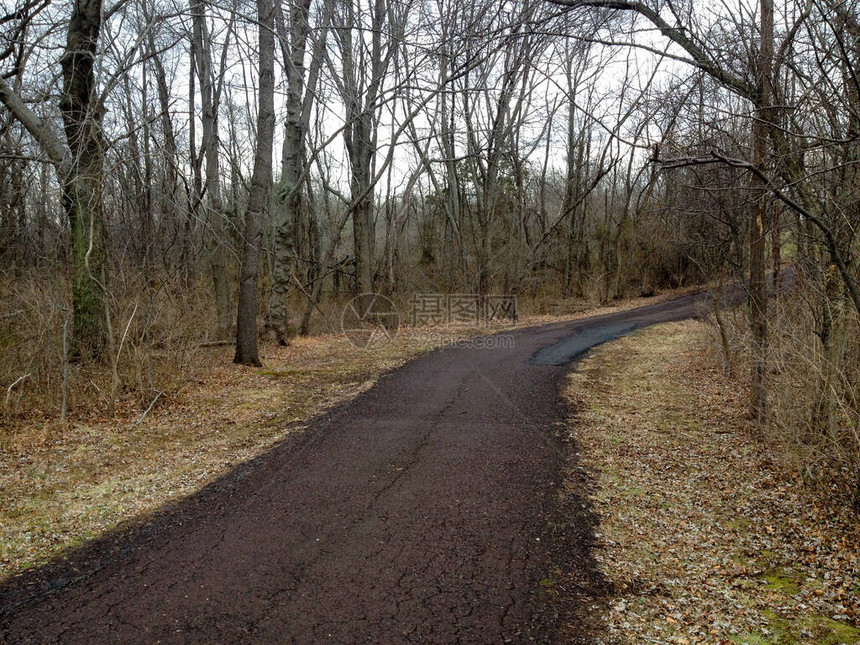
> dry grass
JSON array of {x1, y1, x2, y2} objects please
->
[
  {"x1": 703, "y1": 288, "x2": 860, "y2": 507},
  {"x1": 565, "y1": 321, "x2": 860, "y2": 644},
  {"x1": 0, "y1": 288, "x2": 689, "y2": 583}
]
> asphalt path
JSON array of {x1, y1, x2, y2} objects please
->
[{"x1": 0, "y1": 291, "x2": 710, "y2": 644}]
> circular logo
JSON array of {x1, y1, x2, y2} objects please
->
[{"x1": 341, "y1": 293, "x2": 400, "y2": 349}]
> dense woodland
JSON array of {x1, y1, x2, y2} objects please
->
[{"x1": 0, "y1": 0, "x2": 858, "y2": 502}]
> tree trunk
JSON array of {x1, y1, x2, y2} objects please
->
[
  {"x1": 333, "y1": 0, "x2": 389, "y2": 296},
  {"x1": 0, "y1": 0, "x2": 113, "y2": 358},
  {"x1": 234, "y1": 0, "x2": 276, "y2": 366},
  {"x1": 149, "y1": 31, "x2": 181, "y2": 268},
  {"x1": 563, "y1": 103, "x2": 586, "y2": 298},
  {"x1": 352, "y1": 179, "x2": 374, "y2": 294},
  {"x1": 816, "y1": 265, "x2": 846, "y2": 436},
  {"x1": 771, "y1": 204, "x2": 781, "y2": 289},
  {"x1": 191, "y1": 0, "x2": 232, "y2": 339},
  {"x1": 268, "y1": 0, "x2": 313, "y2": 345},
  {"x1": 59, "y1": 0, "x2": 109, "y2": 359},
  {"x1": 749, "y1": 0, "x2": 773, "y2": 422},
  {"x1": 185, "y1": 52, "x2": 202, "y2": 285}
]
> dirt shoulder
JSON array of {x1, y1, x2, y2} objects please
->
[{"x1": 564, "y1": 320, "x2": 860, "y2": 644}]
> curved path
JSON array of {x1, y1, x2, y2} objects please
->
[{"x1": 0, "y1": 293, "x2": 709, "y2": 644}]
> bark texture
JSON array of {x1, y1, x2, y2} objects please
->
[
  {"x1": 59, "y1": 0, "x2": 109, "y2": 358},
  {"x1": 234, "y1": 0, "x2": 276, "y2": 365},
  {"x1": 267, "y1": 0, "x2": 314, "y2": 345}
]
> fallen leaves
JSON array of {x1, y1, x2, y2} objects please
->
[{"x1": 565, "y1": 320, "x2": 860, "y2": 644}]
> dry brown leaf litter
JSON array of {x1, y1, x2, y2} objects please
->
[{"x1": 565, "y1": 320, "x2": 860, "y2": 645}]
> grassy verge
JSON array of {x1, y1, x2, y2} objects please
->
[
  {"x1": 0, "y1": 291, "x2": 683, "y2": 583},
  {"x1": 565, "y1": 321, "x2": 860, "y2": 644}
]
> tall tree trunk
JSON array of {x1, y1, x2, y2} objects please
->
[
  {"x1": 0, "y1": 0, "x2": 116, "y2": 359},
  {"x1": 334, "y1": 0, "x2": 389, "y2": 296},
  {"x1": 60, "y1": 0, "x2": 109, "y2": 359},
  {"x1": 185, "y1": 51, "x2": 202, "y2": 284},
  {"x1": 234, "y1": 0, "x2": 276, "y2": 365},
  {"x1": 191, "y1": 0, "x2": 232, "y2": 338},
  {"x1": 771, "y1": 205, "x2": 781, "y2": 288},
  {"x1": 141, "y1": 61, "x2": 155, "y2": 270},
  {"x1": 749, "y1": 0, "x2": 773, "y2": 422},
  {"x1": 351, "y1": 163, "x2": 374, "y2": 294},
  {"x1": 816, "y1": 265, "x2": 846, "y2": 436},
  {"x1": 563, "y1": 101, "x2": 586, "y2": 297},
  {"x1": 268, "y1": 0, "x2": 313, "y2": 345},
  {"x1": 268, "y1": 142, "x2": 300, "y2": 344},
  {"x1": 37, "y1": 159, "x2": 50, "y2": 256},
  {"x1": 148, "y1": 31, "x2": 181, "y2": 269},
  {"x1": 439, "y1": 53, "x2": 465, "y2": 285}
]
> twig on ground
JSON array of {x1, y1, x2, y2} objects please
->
[
  {"x1": 133, "y1": 390, "x2": 165, "y2": 427},
  {"x1": 4, "y1": 373, "x2": 30, "y2": 411}
]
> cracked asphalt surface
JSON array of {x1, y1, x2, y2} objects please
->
[{"x1": 0, "y1": 293, "x2": 708, "y2": 644}]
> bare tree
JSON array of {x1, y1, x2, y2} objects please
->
[
  {"x1": 327, "y1": 0, "x2": 410, "y2": 295},
  {"x1": 191, "y1": 0, "x2": 233, "y2": 339},
  {"x1": 234, "y1": 0, "x2": 277, "y2": 365},
  {"x1": 266, "y1": 0, "x2": 329, "y2": 345},
  {"x1": 0, "y1": 0, "x2": 110, "y2": 358}
]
